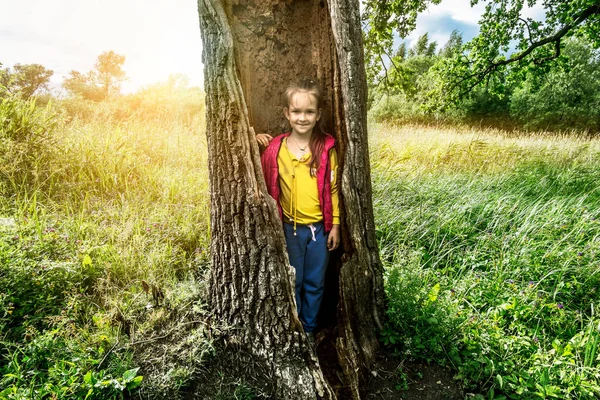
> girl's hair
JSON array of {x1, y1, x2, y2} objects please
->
[{"x1": 284, "y1": 79, "x2": 326, "y2": 175}]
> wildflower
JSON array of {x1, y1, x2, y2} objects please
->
[
  {"x1": 533, "y1": 336, "x2": 539, "y2": 343},
  {"x1": 557, "y1": 303, "x2": 564, "y2": 310},
  {"x1": 507, "y1": 279, "x2": 515, "y2": 284},
  {"x1": 577, "y1": 252, "x2": 583, "y2": 257},
  {"x1": 529, "y1": 281, "x2": 535, "y2": 286}
]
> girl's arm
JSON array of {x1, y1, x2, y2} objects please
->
[
  {"x1": 250, "y1": 127, "x2": 272, "y2": 148},
  {"x1": 328, "y1": 148, "x2": 340, "y2": 251},
  {"x1": 256, "y1": 133, "x2": 272, "y2": 147},
  {"x1": 328, "y1": 224, "x2": 340, "y2": 251}
]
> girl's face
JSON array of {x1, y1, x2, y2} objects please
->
[{"x1": 284, "y1": 91, "x2": 321, "y2": 137}]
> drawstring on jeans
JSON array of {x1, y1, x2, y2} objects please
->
[
  {"x1": 286, "y1": 138, "x2": 315, "y2": 238},
  {"x1": 289, "y1": 162, "x2": 297, "y2": 235},
  {"x1": 309, "y1": 224, "x2": 317, "y2": 242}
]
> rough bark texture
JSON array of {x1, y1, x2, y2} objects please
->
[
  {"x1": 198, "y1": 0, "x2": 384, "y2": 398},
  {"x1": 328, "y1": 0, "x2": 386, "y2": 397},
  {"x1": 198, "y1": 1, "x2": 334, "y2": 398},
  {"x1": 225, "y1": 0, "x2": 336, "y2": 136}
]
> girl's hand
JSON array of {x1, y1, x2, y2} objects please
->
[
  {"x1": 327, "y1": 224, "x2": 341, "y2": 251},
  {"x1": 256, "y1": 133, "x2": 272, "y2": 147}
]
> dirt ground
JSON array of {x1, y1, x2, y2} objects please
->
[{"x1": 363, "y1": 353, "x2": 465, "y2": 400}]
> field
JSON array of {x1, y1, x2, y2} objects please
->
[{"x1": 1, "y1": 98, "x2": 600, "y2": 399}]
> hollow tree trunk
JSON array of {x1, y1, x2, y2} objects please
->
[{"x1": 198, "y1": 0, "x2": 384, "y2": 398}]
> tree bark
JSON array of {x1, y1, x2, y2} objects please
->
[{"x1": 198, "y1": 0, "x2": 384, "y2": 398}]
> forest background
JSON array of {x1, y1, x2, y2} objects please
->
[{"x1": 1, "y1": 0, "x2": 600, "y2": 399}]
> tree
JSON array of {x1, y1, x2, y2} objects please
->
[
  {"x1": 62, "y1": 51, "x2": 126, "y2": 101},
  {"x1": 0, "y1": 63, "x2": 53, "y2": 99},
  {"x1": 368, "y1": 34, "x2": 439, "y2": 101},
  {"x1": 509, "y1": 38, "x2": 600, "y2": 131},
  {"x1": 363, "y1": 0, "x2": 600, "y2": 107},
  {"x1": 93, "y1": 51, "x2": 126, "y2": 99},
  {"x1": 439, "y1": 30, "x2": 463, "y2": 59},
  {"x1": 62, "y1": 70, "x2": 104, "y2": 101},
  {"x1": 197, "y1": 0, "x2": 384, "y2": 398},
  {"x1": 409, "y1": 33, "x2": 437, "y2": 57}
]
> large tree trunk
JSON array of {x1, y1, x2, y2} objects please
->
[{"x1": 198, "y1": 0, "x2": 384, "y2": 398}]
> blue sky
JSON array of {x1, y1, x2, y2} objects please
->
[{"x1": 0, "y1": 0, "x2": 544, "y2": 93}]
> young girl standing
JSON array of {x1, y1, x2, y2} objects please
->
[{"x1": 257, "y1": 79, "x2": 340, "y2": 341}]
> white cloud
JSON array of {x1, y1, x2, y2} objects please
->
[
  {"x1": 522, "y1": 2, "x2": 546, "y2": 21},
  {"x1": 420, "y1": 0, "x2": 487, "y2": 25},
  {"x1": 396, "y1": 0, "x2": 485, "y2": 50},
  {"x1": 0, "y1": 0, "x2": 204, "y2": 92}
]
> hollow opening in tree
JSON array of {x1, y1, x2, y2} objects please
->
[{"x1": 198, "y1": 0, "x2": 384, "y2": 398}]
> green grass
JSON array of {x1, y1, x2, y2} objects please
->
[
  {"x1": 1, "y1": 96, "x2": 212, "y2": 399},
  {"x1": 371, "y1": 123, "x2": 600, "y2": 399},
  {"x1": 2, "y1": 95, "x2": 600, "y2": 398}
]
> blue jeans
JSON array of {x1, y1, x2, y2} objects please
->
[{"x1": 283, "y1": 222, "x2": 330, "y2": 332}]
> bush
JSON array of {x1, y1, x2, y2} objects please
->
[
  {"x1": 59, "y1": 76, "x2": 205, "y2": 125},
  {"x1": 369, "y1": 94, "x2": 436, "y2": 125},
  {"x1": 0, "y1": 96, "x2": 59, "y2": 197},
  {"x1": 0, "y1": 219, "x2": 142, "y2": 400}
]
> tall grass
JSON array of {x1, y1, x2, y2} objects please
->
[
  {"x1": 2, "y1": 94, "x2": 600, "y2": 399},
  {"x1": 372, "y1": 123, "x2": 600, "y2": 398},
  {"x1": 1, "y1": 96, "x2": 213, "y2": 399}
]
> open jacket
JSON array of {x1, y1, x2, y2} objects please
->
[{"x1": 260, "y1": 132, "x2": 336, "y2": 233}]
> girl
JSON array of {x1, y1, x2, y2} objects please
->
[{"x1": 257, "y1": 79, "x2": 340, "y2": 341}]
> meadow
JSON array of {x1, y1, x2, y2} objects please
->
[{"x1": 1, "y1": 95, "x2": 600, "y2": 399}]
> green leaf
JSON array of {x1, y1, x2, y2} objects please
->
[
  {"x1": 127, "y1": 375, "x2": 143, "y2": 390},
  {"x1": 122, "y1": 367, "x2": 140, "y2": 383},
  {"x1": 496, "y1": 374, "x2": 503, "y2": 389},
  {"x1": 427, "y1": 283, "x2": 440, "y2": 304},
  {"x1": 82, "y1": 254, "x2": 92, "y2": 266},
  {"x1": 84, "y1": 370, "x2": 92, "y2": 385}
]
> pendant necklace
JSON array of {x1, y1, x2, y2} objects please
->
[{"x1": 291, "y1": 135, "x2": 309, "y2": 153}]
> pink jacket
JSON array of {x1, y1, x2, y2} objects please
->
[{"x1": 261, "y1": 133, "x2": 336, "y2": 233}]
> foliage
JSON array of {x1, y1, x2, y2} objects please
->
[
  {"x1": 364, "y1": 0, "x2": 600, "y2": 109},
  {"x1": 0, "y1": 87, "x2": 211, "y2": 398},
  {"x1": 60, "y1": 74, "x2": 205, "y2": 125},
  {"x1": 0, "y1": 63, "x2": 54, "y2": 99},
  {"x1": 0, "y1": 218, "x2": 142, "y2": 399},
  {"x1": 0, "y1": 96, "x2": 59, "y2": 198},
  {"x1": 372, "y1": 124, "x2": 600, "y2": 398},
  {"x1": 367, "y1": 36, "x2": 600, "y2": 133},
  {"x1": 509, "y1": 40, "x2": 600, "y2": 132},
  {"x1": 63, "y1": 51, "x2": 127, "y2": 101}
]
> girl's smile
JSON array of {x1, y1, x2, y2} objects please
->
[{"x1": 284, "y1": 92, "x2": 321, "y2": 138}]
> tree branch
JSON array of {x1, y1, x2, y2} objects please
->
[
  {"x1": 495, "y1": 4, "x2": 597, "y2": 67},
  {"x1": 518, "y1": 17, "x2": 534, "y2": 46},
  {"x1": 450, "y1": 3, "x2": 599, "y2": 99}
]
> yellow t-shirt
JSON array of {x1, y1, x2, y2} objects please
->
[{"x1": 278, "y1": 138, "x2": 340, "y2": 226}]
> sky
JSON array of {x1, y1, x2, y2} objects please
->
[
  {"x1": 1, "y1": 0, "x2": 546, "y2": 93},
  {"x1": 1, "y1": 0, "x2": 204, "y2": 93}
]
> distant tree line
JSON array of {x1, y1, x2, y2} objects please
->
[
  {"x1": 0, "y1": 63, "x2": 53, "y2": 99},
  {"x1": 367, "y1": 32, "x2": 600, "y2": 132},
  {"x1": 364, "y1": 0, "x2": 600, "y2": 132},
  {"x1": 0, "y1": 51, "x2": 127, "y2": 102},
  {"x1": 62, "y1": 51, "x2": 127, "y2": 101}
]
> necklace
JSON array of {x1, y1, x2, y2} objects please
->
[{"x1": 291, "y1": 135, "x2": 309, "y2": 152}]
